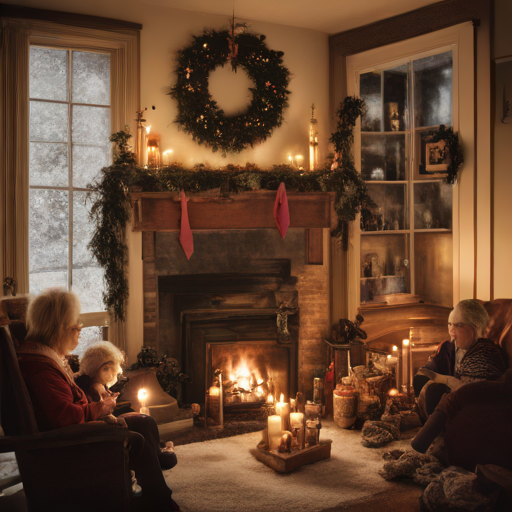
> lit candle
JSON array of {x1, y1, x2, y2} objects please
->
[
  {"x1": 138, "y1": 388, "x2": 149, "y2": 415},
  {"x1": 267, "y1": 394, "x2": 274, "y2": 404},
  {"x1": 163, "y1": 149, "x2": 173, "y2": 166},
  {"x1": 268, "y1": 415, "x2": 282, "y2": 444},
  {"x1": 388, "y1": 388, "x2": 399, "y2": 397},
  {"x1": 402, "y1": 339, "x2": 410, "y2": 394},
  {"x1": 209, "y1": 386, "x2": 220, "y2": 396},
  {"x1": 276, "y1": 393, "x2": 290, "y2": 431},
  {"x1": 290, "y1": 412, "x2": 304, "y2": 426}
]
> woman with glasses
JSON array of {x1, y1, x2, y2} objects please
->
[
  {"x1": 413, "y1": 299, "x2": 508, "y2": 421},
  {"x1": 17, "y1": 288, "x2": 180, "y2": 512}
]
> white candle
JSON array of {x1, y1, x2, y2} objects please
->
[
  {"x1": 402, "y1": 339, "x2": 410, "y2": 393},
  {"x1": 276, "y1": 394, "x2": 290, "y2": 431},
  {"x1": 290, "y1": 412, "x2": 304, "y2": 426},
  {"x1": 268, "y1": 415, "x2": 282, "y2": 441}
]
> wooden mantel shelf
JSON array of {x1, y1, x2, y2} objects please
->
[{"x1": 131, "y1": 191, "x2": 336, "y2": 232}]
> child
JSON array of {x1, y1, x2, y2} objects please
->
[{"x1": 76, "y1": 341, "x2": 177, "y2": 470}]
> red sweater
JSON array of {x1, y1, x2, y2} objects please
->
[{"x1": 18, "y1": 353, "x2": 103, "y2": 432}]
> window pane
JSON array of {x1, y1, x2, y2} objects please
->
[
  {"x1": 73, "y1": 326, "x2": 103, "y2": 358},
  {"x1": 73, "y1": 145, "x2": 110, "y2": 188},
  {"x1": 361, "y1": 233, "x2": 410, "y2": 303},
  {"x1": 383, "y1": 64, "x2": 408, "y2": 132},
  {"x1": 414, "y1": 182, "x2": 452, "y2": 230},
  {"x1": 364, "y1": 184, "x2": 409, "y2": 231},
  {"x1": 30, "y1": 101, "x2": 68, "y2": 142},
  {"x1": 413, "y1": 51, "x2": 452, "y2": 128},
  {"x1": 72, "y1": 105, "x2": 110, "y2": 145},
  {"x1": 72, "y1": 51, "x2": 110, "y2": 105},
  {"x1": 30, "y1": 142, "x2": 68, "y2": 187},
  {"x1": 360, "y1": 72, "x2": 382, "y2": 132},
  {"x1": 361, "y1": 133, "x2": 406, "y2": 181},
  {"x1": 73, "y1": 192, "x2": 105, "y2": 313},
  {"x1": 29, "y1": 47, "x2": 68, "y2": 101},
  {"x1": 29, "y1": 189, "x2": 68, "y2": 288}
]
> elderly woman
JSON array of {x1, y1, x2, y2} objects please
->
[
  {"x1": 413, "y1": 299, "x2": 508, "y2": 420},
  {"x1": 16, "y1": 288, "x2": 180, "y2": 512}
]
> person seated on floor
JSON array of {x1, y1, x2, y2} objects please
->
[
  {"x1": 16, "y1": 288, "x2": 180, "y2": 512},
  {"x1": 75, "y1": 340, "x2": 177, "y2": 470},
  {"x1": 413, "y1": 299, "x2": 508, "y2": 421}
]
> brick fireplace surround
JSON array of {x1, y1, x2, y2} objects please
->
[{"x1": 135, "y1": 191, "x2": 334, "y2": 399}]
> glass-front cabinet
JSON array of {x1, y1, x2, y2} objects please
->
[{"x1": 353, "y1": 48, "x2": 455, "y2": 308}]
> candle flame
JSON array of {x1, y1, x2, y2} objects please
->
[
  {"x1": 138, "y1": 388, "x2": 148, "y2": 402},
  {"x1": 279, "y1": 393, "x2": 284, "y2": 404},
  {"x1": 146, "y1": 126, "x2": 151, "y2": 135},
  {"x1": 403, "y1": 339, "x2": 410, "y2": 346},
  {"x1": 388, "y1": 388, "x2": 399, "y2": 396},
  {"x1": 267, "y1": 394, "x2": 274, "y2": 403},
  {"x1": 392, "y1": 345, "x2": 398, "y2": 351}
]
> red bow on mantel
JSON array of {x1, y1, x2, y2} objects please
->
[
  {"x1": 274, "y1": 182, "x2": 290, "y2": 238},
  {"x1": 179, "y1": 190, "x2": 194, "y2": 260}
]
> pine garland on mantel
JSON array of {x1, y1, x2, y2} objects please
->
[{"x1": 87, "y1": 97, "x2": 373, "y2": 321}]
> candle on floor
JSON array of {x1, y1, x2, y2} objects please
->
[
  {"x1": 276, "y1": 394, "x2": 291, "y2": 431},
  {"x1": 138, "y1": 388, "x2": 149, "y2": 415},
  {"x1": 268, "y1": 415, "x2": 282, "y2": 446}
]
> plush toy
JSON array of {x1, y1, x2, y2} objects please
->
[{"x1": 76, "y1": 341, "x2": 127, "y2": 426}]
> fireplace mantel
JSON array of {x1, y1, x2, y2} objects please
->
[{"x1": 131, "y1": 191, "x2": 336, "y2": 232}]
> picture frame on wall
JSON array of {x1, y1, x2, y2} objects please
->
[{"x1": 417, "y1": 128, "x2": 450, "y2": 179}]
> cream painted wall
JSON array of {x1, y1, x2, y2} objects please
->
[
  {"x1": 8, "y1": 0, "x2": 330, "y2": 362},
  {"x1": 493, "y1": 0, "x2": 512, "y2": 300}
]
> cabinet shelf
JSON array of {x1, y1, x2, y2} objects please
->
[
  {"x1": 361, "y1": 230, "x2": 407, "y2": 235},
  {"x1": 361, "y1": 131, "x2": 407, "y2": 135}
]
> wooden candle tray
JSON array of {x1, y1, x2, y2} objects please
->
[{"x1": 251, "y1": 440, "x2": 332, "y2": 473}]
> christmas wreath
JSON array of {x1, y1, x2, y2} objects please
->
[
  {"x1": 419, "y1": 124, "x2": 464, "y2": 184},
  {"x1": 170, "y1": 26, "x2": 291, "y2": 155}
]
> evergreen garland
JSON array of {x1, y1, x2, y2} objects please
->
[
  {"x1": 87, "y1": 97, "x2": 372, "y2": 321},
  {"x1": 169, "y1": 28, "x2": 291, "y2": 156}
]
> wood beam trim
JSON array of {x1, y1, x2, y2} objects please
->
[
  {"x1": 131, "y1": 191, "x2": 335, "y2": 232},
  {"x1": 0, "y1": 3, "x2": 142, "y2": 31}
]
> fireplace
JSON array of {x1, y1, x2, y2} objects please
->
[{"x1": 141, "y1": 227, "x2": 331, "y2": 401}]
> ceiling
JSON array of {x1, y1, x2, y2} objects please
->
[{"x1": 140, "y1": 0, "x2": 441, "y2": 35}]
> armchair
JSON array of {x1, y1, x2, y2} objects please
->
[{"x1": 0, "y1": 324, "x2": 143, "y2": 512}]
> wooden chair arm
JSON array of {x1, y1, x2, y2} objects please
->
[{"x1": 0, "y1": 422, "x2": 143, "y2": 453}]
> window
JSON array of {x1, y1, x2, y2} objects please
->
[
  {"x1": 28, "y1": 46, "x2": 111, "y2": 353},
  {"x1": 357, "y1": 49, "x2": 454, "y2": 307}
]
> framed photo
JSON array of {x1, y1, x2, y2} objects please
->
[
  {"x1": 425, "y1": 140, "x2": 450, "y2": 171},
  {"x1": 417, "y1": 129, "x2": 450, "y2": 179}
]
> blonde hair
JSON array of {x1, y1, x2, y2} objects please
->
[
  {"x1": 26, "y1": 288, "x2": 81, "y2": 351},
  {"x1": 449, "y1": 299, "x2": 490, "y2": 338},
  {"x1": 79, "y1": 341, "x2": 125, "y2": 386}
]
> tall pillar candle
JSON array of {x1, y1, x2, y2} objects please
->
[
  {"x1": 402, "y1": 339, "x2": 410, "y2": 394},
  {"x1": 276, "y1": 396, "x2": 291, "y2": 431},
  {"x1": 268, "y1": 415, "x2": 282, "y2": 446}
]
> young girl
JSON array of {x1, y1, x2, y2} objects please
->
[{"x1": 75, "y1": 341, "x2": 177, "y2": 470}]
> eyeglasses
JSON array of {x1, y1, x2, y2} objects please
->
[{"x1": 70, "y1": 323, "x2": 84, "y2": 333}]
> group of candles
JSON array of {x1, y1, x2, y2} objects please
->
[
  {"x1": 266, "y1": 394, "x2": 320, "y2": 452},
  {"x1": 386, "y1": 338, "x2": 413, "y2": 394},
  {"x1": 138, "y1": 126, "x2": 173, "y2": 168}
]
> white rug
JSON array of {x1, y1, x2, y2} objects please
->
[{"x1": 165, "y1": 420, "x2": 414, "y2": 512}]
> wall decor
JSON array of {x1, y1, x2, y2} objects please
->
[
  {"x1": 169, "y1": 25, "x2": 291, "y2": 156},
  {"x1": 418, "y1": 124, "x2": 464, "y2": 184}
]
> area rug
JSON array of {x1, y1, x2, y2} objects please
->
[{"x1": 164, "y1": 420, "x2": 417, "y2": 512}]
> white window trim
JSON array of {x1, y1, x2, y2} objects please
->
[
  {"x1": 345, "y1": 22, "x2": 475, "y2": 319},
  {"x1": 1, "y1": 17, "x2": 139, "y2": 346}
]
